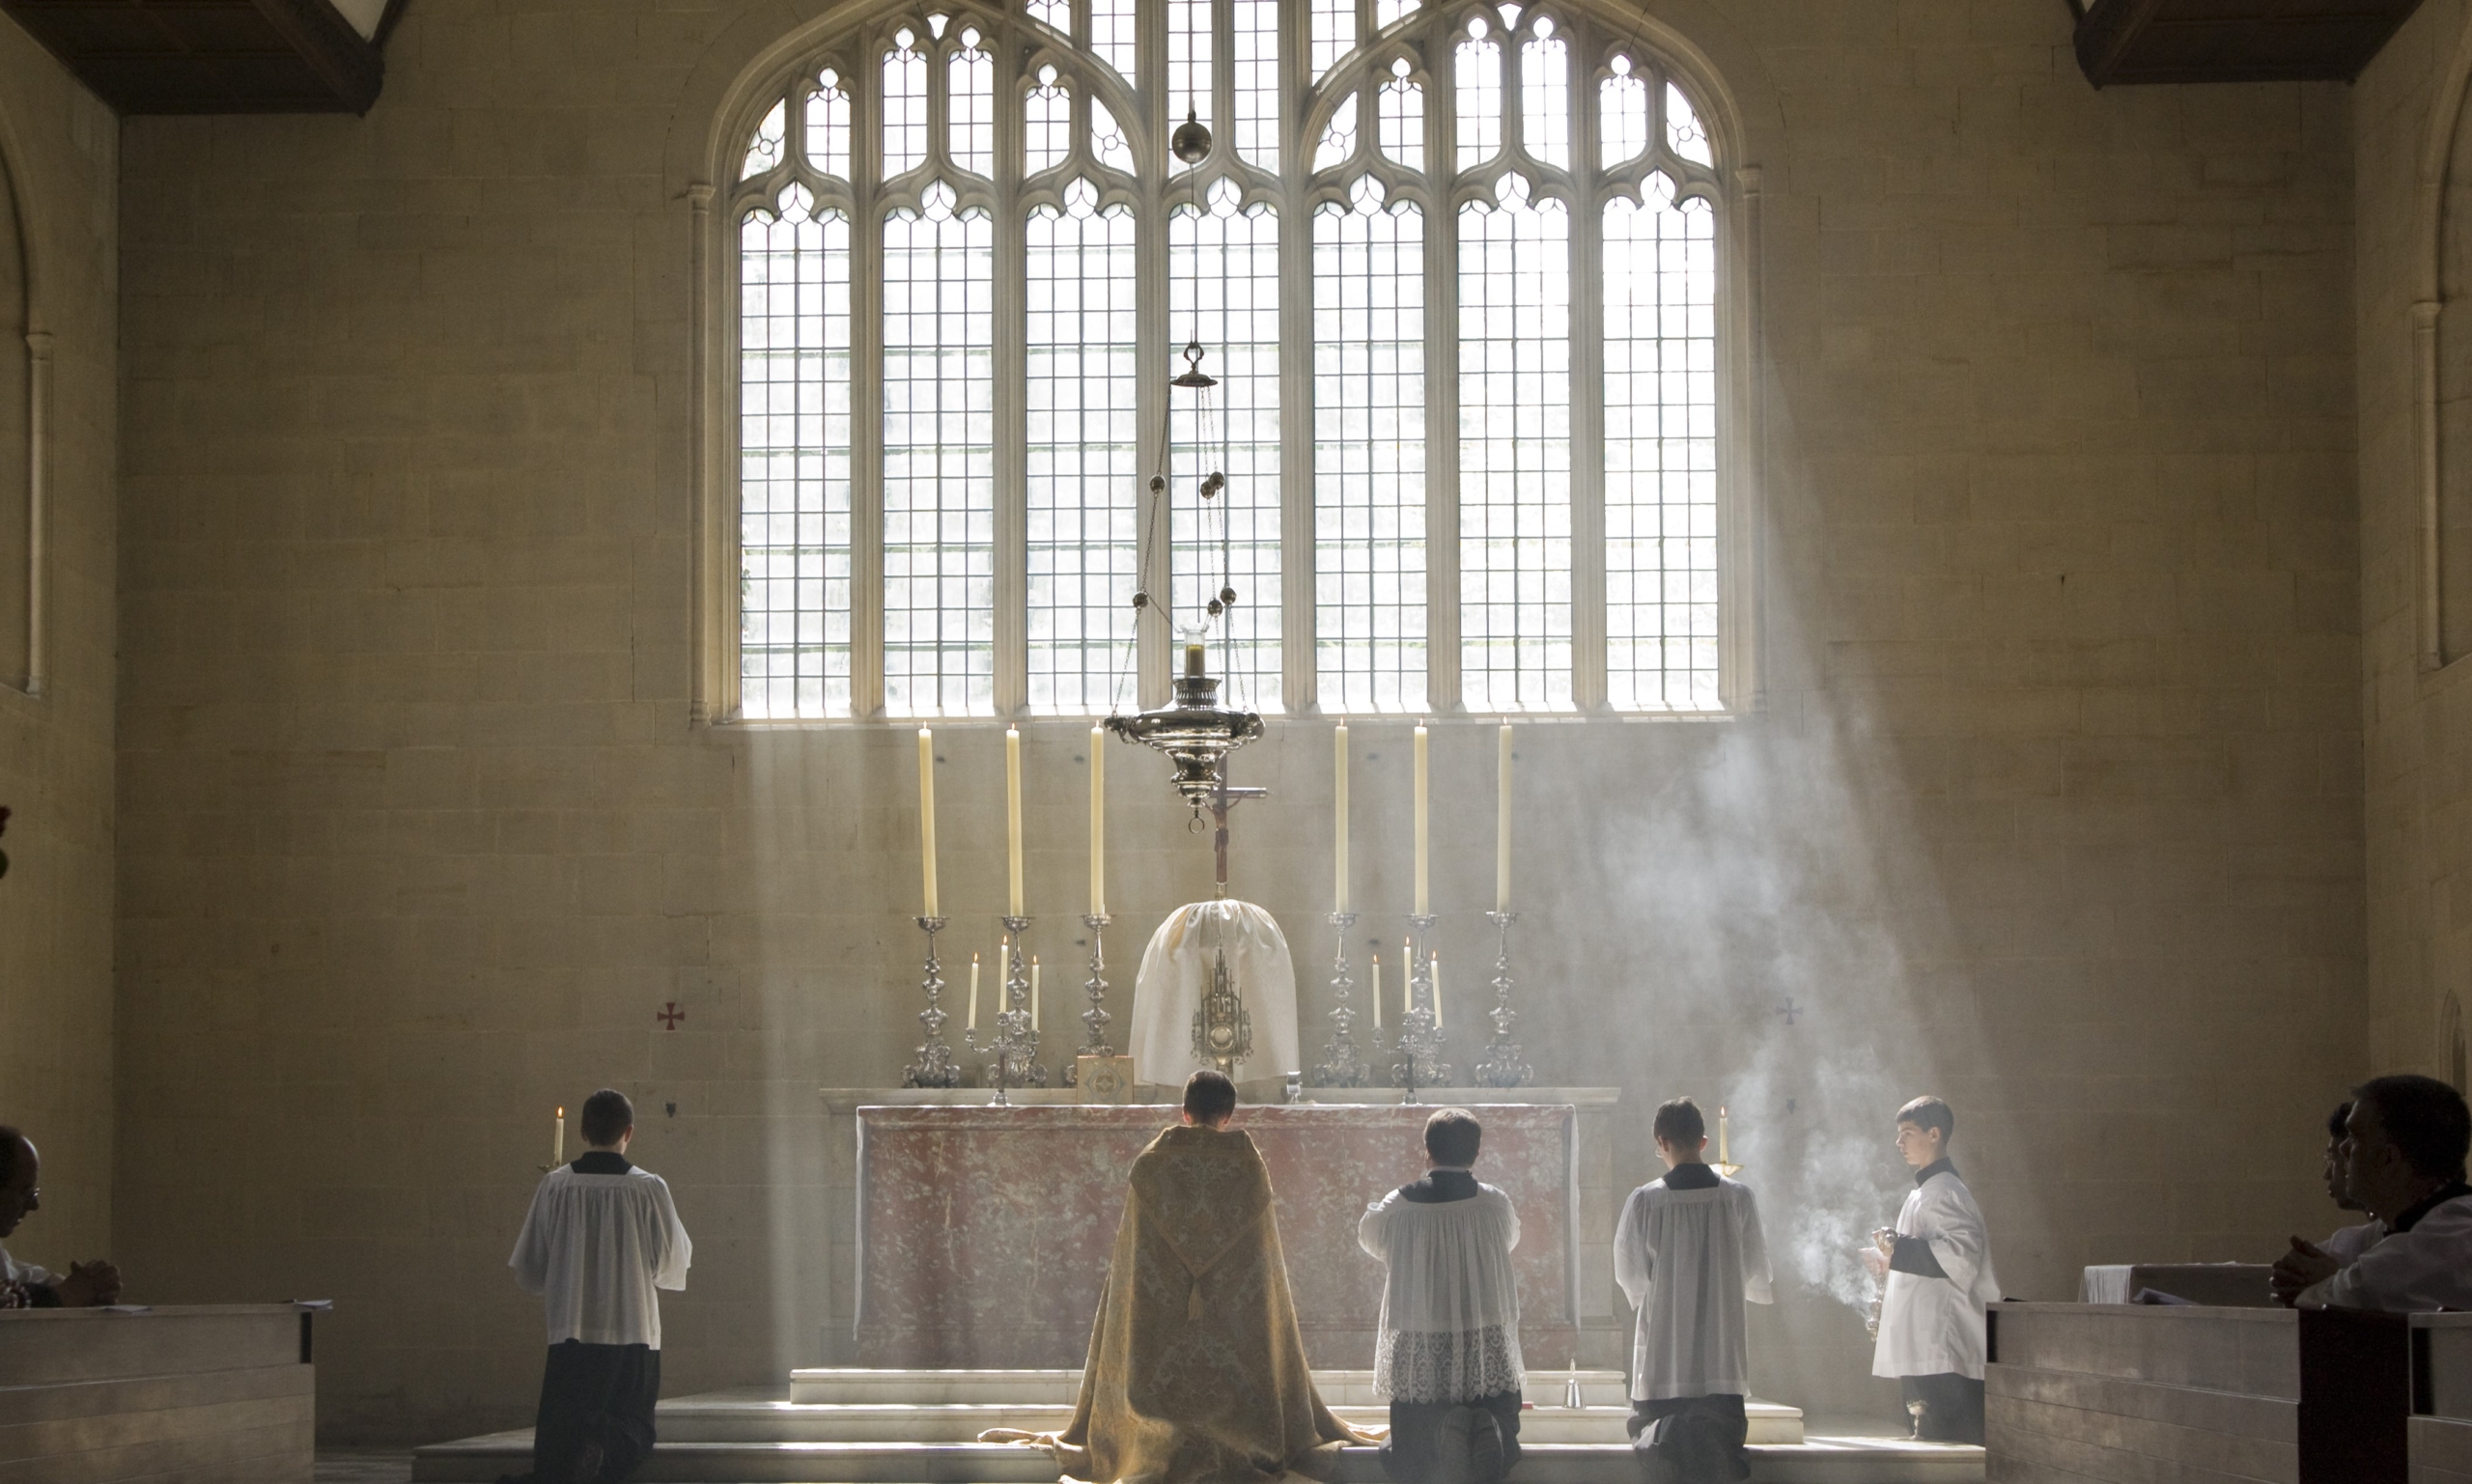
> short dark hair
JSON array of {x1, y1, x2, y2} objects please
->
[
  {"x1": 579, "y1": 1089, "x2": 634, "y2": 1146},
  {"x1": 1897, "y1": 1096, "x2": 1955, "y2": 1141},
  {"x1": 1425, "y1": 1108, "x2": 1482, "y2": 1166},
  {"x1": 2327, "y1": 1102, "x2": 2353, "y2": 1140},
  {"x1": 2355, "y1": 1075, "x2": 2472, "y2": 1181},
  {"x1": 0, "y1": 1127, "x2": 23, "y2": 1187},
  {"x1": 1652, "y1": 1098, "x2": 1705, "y2": 1146},
  {"x1": 1183, "y1": 1069, "x2": 1237, "y2": 1124}
]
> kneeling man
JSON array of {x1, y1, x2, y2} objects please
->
[
  {"x1": 2277, "y1": 1075, "x2": 2472, "y2": 1311},
  {"x1": 1360, "y1": 1107, "x2": 1525, "y2": 1484},
  {"x1": 989, "y1": 1070, "x2": 1373, "y2": 1484}
]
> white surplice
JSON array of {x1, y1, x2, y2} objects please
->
[
  {"x1": 1614, "y1": 1170, "x2": 1773, "y2": 1400},
  {"x1": 509, "y1": 1162, "x2": 692, "y2": 1348},
  {"x1": 2322, "y1": 1218, "x2": 2384, "y2": 1265},
  {"x1": 1358, "y1": 1176, "x2": 1526, "y2": 1403},
  {"x1": 2297, "y1": 1192, "x2": 2472, "y2": 1311},
  {"x1": 0, "y1": 1246, "x2": 54, "y2": 1291},
  {"x1": 1129, "y1": 900, "x2": 1301, "y2": 1081},
  {"x1": 1871, "y1": 1163, "x2": 2000, "y2": 1382}
]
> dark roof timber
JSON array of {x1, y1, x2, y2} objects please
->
[
  {"x1": 0, "y1": 0, "x2": 404, "y2": 114},
  {"x1": 2072, "y1": 0, "x2": 2428, "y2": 85}
]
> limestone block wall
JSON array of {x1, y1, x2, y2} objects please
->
[
  {"x1": 0, "y1": 14, "x2": 116, "y2": 1280},
  {"x1": 113, "y1": 0, "x2": 2364, "y2": 1443},
  {"x1": 2353, "y1": 0, "x2": 2472, "y2": 1086}
]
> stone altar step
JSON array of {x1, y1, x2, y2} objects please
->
[
  {"x1": 645, "y1": 1390, "x2": 1790, "y2": 1445},
  {"x1": 410, "y1": 1430, "x2": 1983, "y2": 1484},
  {"x1": 413, "y1": 1377, "x2": 1982, "y2": 1484},
  {"x1": 789, "y1": 1368, "x2": 1643, "y2": 1413}
]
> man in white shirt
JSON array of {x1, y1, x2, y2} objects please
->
[
  {"x1": 0, "y1": 1127, "x2": 120, "y2": 1308},
  {"x1": 1863, "y1": 1096, "x2": 1998, "y2": 1445},
  {"x1": 1359, "y1": 1107, "x2": 1526, "y2": 1484},
  {"x1": 1615, "y1": 1097, "x2": 1773, "y2": 1484},
  {"x1": 2275, "y1": 1075, "x2": 2472, "y2": 1312},
  {"x1": 504, "y1": 1089, "x2": 692, "y2": 1484}
]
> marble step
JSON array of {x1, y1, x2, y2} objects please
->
[
  {"x1": 647, "y1": 1392, "x2": 1801, "y2": 1446},
  {"x1": 788, "y1": 1367, "x2": 1641, "y2": 1411},
  {"x1": 410, "y1": 1434, "x2": 1983, "y2": 1484}
]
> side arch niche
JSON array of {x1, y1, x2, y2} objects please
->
[
  {"x1": 2437, "y1": 84, "x2": 2472, "y2": 663},
  {"x1": 2444, "y1": 988, "x2": 2469, "y2": 1093},
  {"x1": 0, "y1": 148, "x2": 26, "y2": 696}
]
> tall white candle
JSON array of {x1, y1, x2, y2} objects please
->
[
  {"x1": 1496, "y1": 722, "x2": 1512, "y2": 913},
  {"x1": 1334, "y1": 721, "x2": 1351, "y2": 915},
  {"x1": 1006, "y1": 727, "x2": 1025, "y2": 917},
  {"x1": 1719, "y1": 1106, "x2": 1730, "y2": 1164},
  {"x1": 1432, "y1": 954, "x2": 1443, "y2": 1030},
  {"x1": 968, "y1": 953, "x2": 980, "y2": 1030},
  {"x1": 1031, "y1": 957, "x2": 1042, "y2": 1025},
  {"x1": 1089, "y1": 725, "x2": 1107, "y2": 917},
  {"x1": 1413, "y1": 722, "x2": 1430, "y2": 916},
  {"x1": 1403, "y1": 939, "x2": 1415, "y2": 1019},
  {"x1": 1370, "y1": 956, "x2": 1382, "y2": 1029},
  {"x1": 918, "y1": 728, "x2": 940, "y2": 918},
  {"x1": 553, "y1": 1106, "x2": 565, "y2": 1165}
]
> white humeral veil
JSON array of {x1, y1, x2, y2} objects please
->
[{"x1": 1129, "y1": 900, "x2": 1301, "y2": 1081}]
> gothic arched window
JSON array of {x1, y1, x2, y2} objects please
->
[{"x1": 724, "y1": 0, "x2": 1738, "y2": 720}]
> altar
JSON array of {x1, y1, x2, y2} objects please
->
[{"x1": 819, "y1": 1087, "x2": 1627, "y2": 1371}]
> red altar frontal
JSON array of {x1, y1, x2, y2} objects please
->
[{"x1": 851, "y1": 1101, "x2": 1587, "y2": 1370}]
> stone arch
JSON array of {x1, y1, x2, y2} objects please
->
[
  {"x1": 2445, "y1": 989, "x2": 2469, "y2": 1093},
  {"x1": 2414, "y1": 9, "x2": 2472, "y2": 668}
]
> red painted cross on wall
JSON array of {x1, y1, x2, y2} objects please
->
[{"x1": 658, "y1": 1002, "x2": 686, "y2": 1030}]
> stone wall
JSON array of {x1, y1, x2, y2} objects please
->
[
  {"x1": 0, "y1": 14, "x2": 116, "y2": 1281},
  {"x1": 2354, "y1": 0, "x2": 2472, "y2": 1090},
  {"x1": 113, "y1": 0, "x2": 2365, "y2": 1442}
]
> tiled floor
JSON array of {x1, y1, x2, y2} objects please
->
[{"x1": 314, "y1": 1450, "x2": 416, "y2": 1484}]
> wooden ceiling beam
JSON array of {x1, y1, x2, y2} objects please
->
[{"x1": 0, "y1": 0, "x2": 387, "y2": 114}]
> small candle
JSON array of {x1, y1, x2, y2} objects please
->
[
  {"x1": 1403, "y1": 939, "x2": 1415, "y2": 1019},
  {"x1": 919, "y1": 728, "x2": 940, "y2": 918},
  {"x1": 1432, "y1": 954, "x2": 1443, "y2": 1030},
  {"x1": 968, "y1": 953, "x2": 980, "y2": 1030},
  {"x1": 1006, "y1": 727, "x2": 1025, "y2": 917},
  {"x1": 1370, "y1": 956, "x2": 1382, "y2": 1029},
  {"x1": 553, "y1": 1106, "x2": 565, "y2": 1165},
  {"x1": 1334, "y1": 720, "x2": 1350, "y2": 915},
  {"x1": 1496, "y1": 722, "x2": 1512, "y2": 913},
  {"x1": 1719, "y1": 1106, "x2": 1730, "y2": 1164},
  {"x1": 1089, "y1": 725, "x2": 1107, "y2": 917},
  {"x1": 1413, "y1": 722, "x2": 1430, "y2": 916},
  {"x1": 1031, "y1": 956, "x2": 1042, "y2": 1025}
]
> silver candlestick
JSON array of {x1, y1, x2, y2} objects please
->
[
  {"x1": 966, "y1": 915, "x2": 1048, "y2": 1104},
  {"x1": 1311, "y1": 911, "x2": 1368, "y2": 1087},
  {"x1": 1390, "y1": 912, "x2": 1450, "y2": 1092},
  {"x1": 1062, "y1": 912, "x2": 1114, "y2": 1086},
  {"x1": 902, "y1": 915, "x2": 960, "y2": 1088},
  {"x1": 1473, "y1": 910, "x2": 1531, "y2": 1088}
]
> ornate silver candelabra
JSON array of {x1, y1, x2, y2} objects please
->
[
  {"x1": 1472, "y1": 910, "x2": 1532, "y2": 1088},
  {"x1": 1390, "y1": 912, "x2": 1450, "y2": 1092},
  {"x1": 901, "y1": 915, "x2": 960, "y2": 1088},
  {"x1": 1311, "y1": 911, "x2": 1368, "y2": 1087},
  {"x1": 967, "y1": 915, "x2": 1048, "y2": 1103},
  {"x1": 1061, "y1": 912, "x2": 1113, "y2": 1086}
]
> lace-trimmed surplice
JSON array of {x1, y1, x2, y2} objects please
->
[{"x1": 1359, "y1": 1181, "x2": 1526, "y2": 1403}]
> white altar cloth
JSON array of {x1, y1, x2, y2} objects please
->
[{"x1": 1129, "y1": 900, "x2": 1300, "y2": 1082}]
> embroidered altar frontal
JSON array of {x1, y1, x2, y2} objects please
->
[{"x1": 854, "y1": 1103, "x2": 1582, "y2": 1369}]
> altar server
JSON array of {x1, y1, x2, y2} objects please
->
[
  {"x1": 1360, "y1": 1107, "x2": 1526, "y2": 1484},
  {"x1": 981, "y1": 1070, "x2": 1373, "y2": 1484},
  {"x1": 2280, "y1": 1076, "x2": 2472, "y2": 1312},
  {"x1": 1865, "y1": 1096, "x2": 1998, "y2": 1445},
  {"x1": 505, "y1": 1088, "x2": 692, "y2": 1484},
  {"x1": 1615, "y1": 1097, "x2": 1773, "y2": 1484}
]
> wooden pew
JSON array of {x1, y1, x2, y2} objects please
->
[{"x1": 0, "y1": 1303, "x2": 316, "y2": 1483}]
